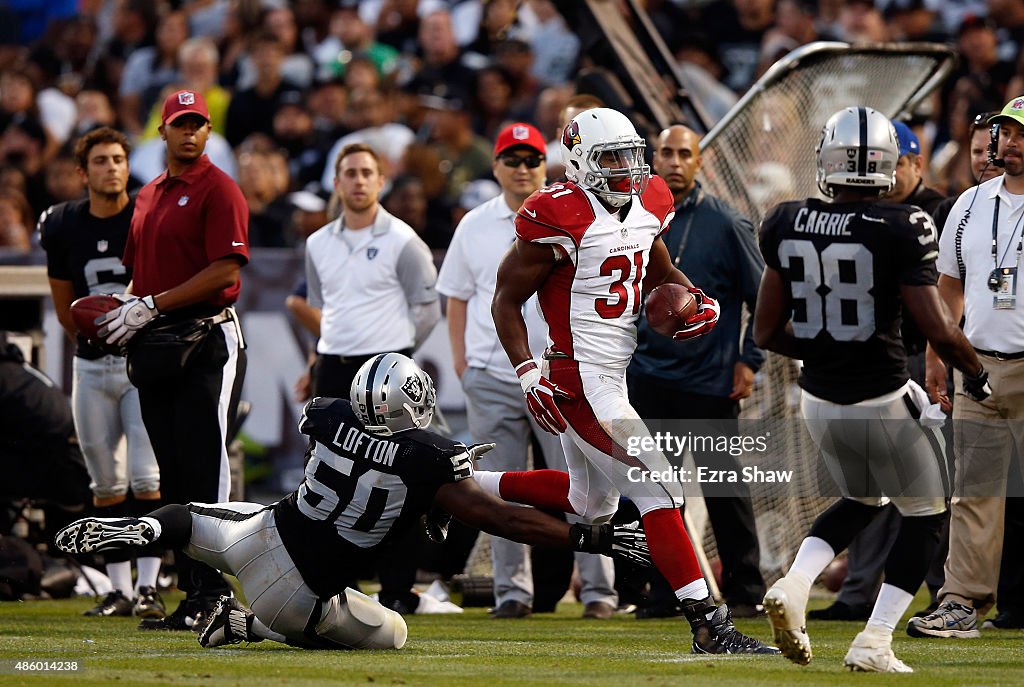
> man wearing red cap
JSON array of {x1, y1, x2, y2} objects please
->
[
  {"x1": 437, "y1": 123, "x2": 618, "y2": 619},
  {"x1": 96, "y1": 89, "x2": 249, "y2": 631}
]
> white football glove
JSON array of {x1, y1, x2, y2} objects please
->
[
  {"x1": 515, "y1": 360, "x2": 574, "y2": 435},
  {"x1": 672, "y1": 287, "x2": 720, "y2": 341},
  {"x1": 96, "y1": 295, "x2": 159, "y2": 346},
  {"x1": 466, "y1": 442, "x2": 496, "y2": 461}
]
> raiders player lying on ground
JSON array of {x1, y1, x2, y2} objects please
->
[{"x1": 56, "y1": 353, "x2": 651, "y2": 650}]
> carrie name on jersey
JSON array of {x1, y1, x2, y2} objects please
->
[
  {"x1": 515, "y1": 177, "x2": 675, "y2": 366},
  {"x1": 759, "y1": 199, "x2": 939, "y2": 404},
  {"x1": 272, "y1": 397, "x2": 473, "y2": 597},
  {"x1": 37, "y1": 198, "x2": 134, "y2": 359}
]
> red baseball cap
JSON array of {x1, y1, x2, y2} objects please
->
[
  {"x1": 161, "y1": 89, "x2": 210, "y2": 125},
  {"x1": 494, "y1": 122, "x2": 546, "y2": 157}
]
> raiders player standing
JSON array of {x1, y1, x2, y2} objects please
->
[
  {"x1": 54, "y1": 353, "x2": 651, "y2": 650},
  {"x1": 39, "y1": 127, "x2": 164, "y2": 620},
  {"x1": 754, "y1": 107, "x2": 991, "y2": 672}
]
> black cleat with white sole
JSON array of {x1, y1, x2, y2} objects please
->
[
  {"x1": 55, "y1": 517, "x2": 157, "y2": 554},
  {"x1": 198, "y1": 595, "x2": 262, "y2": 648},
  {"x1": 682, "y1": 596, "x2": 780, "y2": 655}
]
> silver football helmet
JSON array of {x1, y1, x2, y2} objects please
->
[
  {"x1": 561, "y1": 107, "x2": 650, "y2": 207},
  {"x1": 350, "y1": 353, "x2": 436, "y2": 436},
  {"x1": 816, "y1": 106, "x2": 898, "y2": 197}
]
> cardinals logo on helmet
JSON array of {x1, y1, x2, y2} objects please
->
[{"x1": 562, "y1": 120, "x2": 581, "y2": 150}]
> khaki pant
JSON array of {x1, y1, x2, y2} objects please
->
[{"x1": 940, "y1": 355, "x2": 1024, "y2": 616}]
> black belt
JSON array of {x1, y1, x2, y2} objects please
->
[
  {"x1": 322, "y1": 349, "x2": 412, "y2": 366},
  {"x1": 974, "y1": 347, "x2": 1024, "y2": 361}
]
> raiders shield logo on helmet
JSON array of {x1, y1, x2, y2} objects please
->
[{"x1": 401, "y1": 375, "x2": 424, "y2": 403}]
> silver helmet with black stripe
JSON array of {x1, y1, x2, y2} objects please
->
[
  {"x1": 816, "y1": 106, "x2": 898, "y2": 197},
  {"x1": 351, "y1": 353, "x2": 436, "y2": 435}
]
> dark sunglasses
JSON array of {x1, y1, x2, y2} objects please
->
[{"x1": 498, "y1": 154, "x2": 544, "y2": 169}]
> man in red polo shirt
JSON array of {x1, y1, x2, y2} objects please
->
[{"x1": 97, "y1": 89, "x2": 249, "y2": 631}]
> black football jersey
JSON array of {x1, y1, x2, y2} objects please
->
[
  {"x1": 273, "y1": 397, "x2": 472, "y2": 597},
  {"x1": 37, "y1": 198, "x2": 134, "y2": 360},
  {"x1": 759, "y1": 199, "x2": 939, "y2": 404}
]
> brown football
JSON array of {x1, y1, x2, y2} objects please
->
[
  {"x1": 644, "y1": 284, "x2": 697, "y2": 337},
  {"x1": 70, "y1": 294, "x2": 123, "y2": 341}
]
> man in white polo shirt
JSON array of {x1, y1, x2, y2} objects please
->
[
  {"x1": 909, "y1": 96, "x2": 1024, "y2": 639},
  {"x1": 306, "y1": 142, "x2": 440, "y2": 400},
  {"x1": 305, "y1": 142, "x2": 440, "y2": 614},
  {"x1": 437, "y1": 122, "x2": 617, "y2": 620}
]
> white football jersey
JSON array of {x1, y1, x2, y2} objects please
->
[{"x1": 516, "y1": 177, "x2": 675, "y2": 367}]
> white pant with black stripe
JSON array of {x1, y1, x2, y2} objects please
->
[
  {"x1": 186, "y1": 502, "x2": 406, "y2": 649},
  {"x1": 800, "y1": 381, "x2": 947, "y2": 517}
]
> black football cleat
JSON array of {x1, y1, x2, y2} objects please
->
[
  {"x1": 55, "y1": 517, "x2": 156, "y2": 554},
  {"x1": 198, "y1": 595, "x2": 262, "y2": 648},
  {"x1": 83, "y1": 590, "x2": 133, "y2": 617},
  {"x1": 682, "y1": 596, "x2": 780, "y2": 655}
]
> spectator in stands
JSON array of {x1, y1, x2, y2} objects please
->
[
  {"x1": 948, "y1": 16, "x2": 1014, "y2": 111},
  {"x1": 374, "y1": 0, "x2": 422, "y2": 54},
  {"x1": 465, "y1": 0, "x2": 523, "y2": 61},
  {"x1": 73, "y1": 90, "x2": 118, "y2": 140},
  {"x1": 493, "y1": 39, "x2": 542, "y2": 115},
  {"x1": 225, "y1": 31, "x2": 302, "y2": 148},
  {"x1": 119, "y1": 9, "x2": 189, "y2": 136},
  {"x1": 257, "y1": 6, "x2": 314, "y2": 90},
  {"x1": 0, "y1": 115, "x2": 48, "y2": 215},
  {"x1": 91, "y1": 0, "x2": 158, "y2": 98},
  {"x1": 408, "y1": 8, "x2": 477, "y2": 104},
  {"x1": 884, "y1": 0, "x2": 947, "y2": 42},
  {"x1": 0, "y1": 188, "x2": 33, "y2": 256},
  {"x1": 214, "y1": 0, "x2": 261, "y2": 90},
  {"x1": 836, "y1": 0, "x2": 890, "y2": 42},
  {"x1": 140, "y1": 38, "x2": 230, "y2": 141},
  {"x1": 320, "y1": 3, "x2": 400, "y2": 83},
  {"x1": 239, "y1": 150, "x2": 292, "y2": 248},
  {"x1": 273, "y1": 92, "x2": 330, "y2": 190},
  {"x1": 545, "y1": 93, "x2": 605, "y2": 181},
  {"x1": 527, "y1": 0, "x2": 580, "y2": 87},
  {"x1": 420, "y1": 92, "x2": 492, "y2": 208},
  {"x1": 472, "y1": 66, "x2": 524, "y2": 140},
  {"x1": 989, "y1": 0, "x2": 1024, "y2": 64},
  {"x1": 320, "y1": 88, "x2": 414, "y2": 191},
  {"x1": 42, "y1": 151, "x2": 85, "y2": 207},
  {"x1": 700, "y1": 0, "x2": 776, "y2": 93},
  {"x1": 0, "y1": 67, "x2": 42, "y2": 134},
  {"x1": 306, "y1": 78, "x2": 349, "y2": 142},
  {"x1": 627, "y1": 124, "x2": 767, "y2": 619},
  {"x1": 340, "y1": 55, "x2": 383, "y2": 93}
]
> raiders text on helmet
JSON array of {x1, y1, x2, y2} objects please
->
[
  {"x1": 350, "y1": 353, "x2": 436, "y2": 436},
  {"x1": 561, "y1": 108, "x2": 650, "y2": 207},
  {"x1": 816, "y1": 106, "x2": 898, "y2": 197}
]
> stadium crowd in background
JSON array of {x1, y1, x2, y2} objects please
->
[{"x1": 0, "y1": 0, "x2": 1022, "y2": 260}]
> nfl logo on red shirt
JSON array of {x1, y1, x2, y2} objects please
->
[{"x1": 179, "y1": 91, "x2": 195, "y2": 106}]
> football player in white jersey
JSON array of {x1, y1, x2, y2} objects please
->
[{"x1": 487, "y1": 108, "x2": 776, "y2": 654}]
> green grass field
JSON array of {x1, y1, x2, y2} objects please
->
[{"x1": 1, "y1": 592, "x2": 1022, "y2": 687}]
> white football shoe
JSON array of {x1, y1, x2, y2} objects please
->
[
  {"x1": 844, "y1": 626, "x2": 913, "y2": 673},
  {"x1": 763, "y1": 575, "x2": 812, "y2": 666}
]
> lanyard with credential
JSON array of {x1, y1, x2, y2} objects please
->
[{"x1": 670, "y1": 188, "x2": 703, "y2": 266}]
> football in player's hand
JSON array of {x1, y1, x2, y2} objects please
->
[
  {"x1": 645, "y1": 284, "x2": 697, "y2": 337},
  {"x1": 70, "y1": 294, "x2": 122, "y2": 341}
]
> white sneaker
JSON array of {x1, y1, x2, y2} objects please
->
[
  {"x1": 844, "y1": 627, "x2": 912, "y2": 673},
  {"x1": 414, "y1": 593, "x2": 464, "y2": 614},
  {"x1": 763, "y1": 575, "x2": 812, "y2": 666}
]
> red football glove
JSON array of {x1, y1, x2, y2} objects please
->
[
  {"x1": 515, "y1": 360, "x2": 574, "y2": 434},
  {"x1": 672, "y1": 287, "x2": 720, "y2": 341}
]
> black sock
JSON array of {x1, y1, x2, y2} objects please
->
[
  {"x1": 808, "y1": 499, "x2": 884, "y2": 554},
  {"x1": 144, "y1": 504, "x2": 192, "y2": 550},
  {"x1": 884, "y1": 512, "x2": 944, "y2": 594}
]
